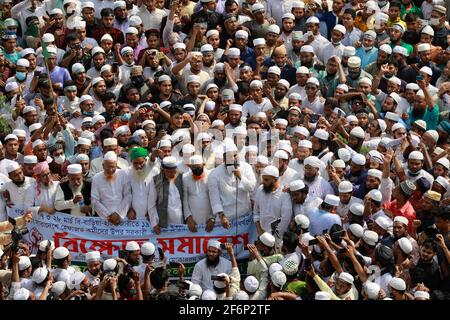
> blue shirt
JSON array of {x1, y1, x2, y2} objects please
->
[
  {"x1": 408, "y1": 105, "x2": 439, "y2": 130},
  {"x1": 355, "y1": 47, "x2": 378, "y2": 70},
  {"x1": 308, "y1": 208, "x2": 342, "y2": 236}
]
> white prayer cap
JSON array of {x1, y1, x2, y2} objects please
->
[
  {"x1": 189, "y1": 155, "x2": 204, "y2": 165},
  {"x1": 228, "y1": 47, "x2": 240, "y2": 57},
  {"x1": 352, "y1": 153, "x2": 366, "y2": 166},
  {"x1": 394, "y1": 216, "x2": 409, "y2": 226},
  {"x1": 208, "y1": 240, "x2": 221, "y2": 250},
  {"x1": 78, "y1": 136, "x2": 93, "y2": 146},
  {"x1": 408, "y1": 151, "x2": 424, "y2": 161},
  {"x1": 186, "y1": 281, "x2": 202, "y2": 298},
  {"x1": 315, "y1": 291, "x2": 331, "y2": 300},
  {"x1": 12, "y1": 129, "x2": 26, "y2": 137},
  {"x1": 267, "y1": 24, "x2": 280, "y2": 34},
  {"x1": 343, "y1": 46, "x2": 356, "y2": 57},
  {"x1": 367, "y1": 169, "x2": 382, "y2": 180},
  {"x1": 271, "y1": 271, "x2": 287, "y2": 288},
  {"x1": 101, "y1": 34, "x2": 113, "y2": 42},
  {"x1": 393, "y1": 45, "x2": 408, "y2": 56},
  {"x1": 283, "y1": 259, "x2": 299, "y2": 275},
  {"x1": 114, "y1": 125, "x2": 130, "y2": 137},
  {"x1": 436, "y1": 157, "x2": 450, "y2": 170},
  {"x1": 338, "y1": 148, "x2": 351, "y2": 162},
  {"x1": 350, "y1": 203, "x2": 364, "y2": 216},
  {"x1": 103, "y1": 138, "x2": 118, "y2": 147},
  {"x1": 251, "y1": 3, "x2": 265, "y2": 12},
  {"x1": 398, "y1": 237, "x2": 413, "y2": 255},
  {"x1": 306, "y1": 16, "x2": 320, "y2": 24},
  {"x1": 338, "y1": 181, "x2": 353, "y2": 193},
  {"x1": 278, "y1": 79, "x2": 290, "y2": 90},
  {"x1": 348, "y1": 56, "x2": 361, "y2": 68},
  {"x1": 14, "y1": 288, "x2": 30, "y2": 300},
  {"x1": 158, "y1": 139, "x2": 172, "y2": 148},
  {"x1": 211, "y1": 120, "x2": 224, "y2": 128},
  {"x1": 16, "y1": 58, "x2": 29, "y2": 68},
  {"x1": 336, "y1": 84, "x2": 349, "y2": 92},
  {"x1": 292, "y1": 1, "x2": 305, "y2": 9},
  {"x1": 406, "y1": 83, "x2": 420, "y2": 91},
  {"x1": 67, "y1": 271, "x2": 86, "y2": 290},
  {"x1": 269, "y1": 263, "x2": 283, "y2": 276},
  {"x1": 125, "y1": 241, "x2": 140, "y2": 251},
  {"x1": 121, "y1": 46, "x2": 134, "y2": 56},
  {"x1": 282, "y1": 12, "x2": 295, "y2": 20},
  {"x1": 289, "y1": 180, "x2": 306, "y2": 192},
  {"x1": 421, "y1": 25, "x2": 434, "y2": 36},
  {"x1": 6, "y1": 161, "x2": 21, "y2": 174},
  {"x1": 24, "y1": 155, "x2": 38, "y2": 164},
  {"x1": 346, "y1": 115, "x2": 358, "y2": 124},
  {"x1": 103, "y1": 151, "x2": 118, "y2": 162},
  {"x1": 338, "y1": 272, "x2": 354, "y2": 285},
  {"x1": 385, "y1": 112, "x2": 400, "y2": 122},
  {"x1": 392, "y1": 123, "x2": 405, "y2": 132},
  {"x1": 259, "y1": 232, "x2": 276, "y2": 247},
  {"x1": 314, "y1": 129, "x2": 329, "y2": 141},
  {"x1": 333, "y1": 159, "x2": 345, "y2": 168},
  {"x1": 235, "y1": 30, "x2": 248, "y2": 39},
  {"x1": 201, "y1": 289, "x2": 217, "y2": 300},
  {"x1": 362, "y1": 230, "x2": 378, "y2": 246},
  {"x1": 367, "y1": 189, "x2": 383, "y2": 202},
  {"x1": 420, "y1": 66, "x2": 433, "y2": 76},
  {"x1": 349, "y1": 224, "x2": 364, "y2": 238},
  {"x1": 255, "y1": 111, "x2": 267, "y2": 118},
  {"x1": 4, "y1": 133, "x2": 18, "y2": 141},
  {"x1": 417, "y1": 43, "x2": 431, "y2": 52},
  {"x1": 296, "y1": 68, "x2": 310, "y2": 77},
  {"x1": 19, "y1": 256, "x2": 31, "y2": 271},
  {"x1": 414, "y1": 291, "x2": 430, "y2": 300},
  {"x1": 5, "y1": 81, "x2": 19, "y2": 92},
  {"x1": 114, "y1": 1, "x2": 126, "y2": 9},
  {"x1": 425, "y1": 130, "x2": 439, "y2": 143},
  {"x1": 375, "y1": 217, "x2": 391, "y2": 231},
  {"x1": 364, "y1": 282, "x2": 381, "y2": 300},
  {"x1": 214, "y1": 273, "x2": 230, "y2": 289},
  {"x1": 293, "y1": 126, "x2": 310, "y2": 138},
  {"x1": 85, "y1": 251, "x2": 101, "y2": 262},
  {"x1": 359, "y1": 77, "x2": 372, "y2": 86},
  {"x1": 389, "y1": 76, "x2": 401, "y2": 87},
  {"x1": 82, "y1": 1, "x2": 94, "y2": 9},
  {"x1": 273, "y1": 150, "x2": 289, "y2": 160},
  {"x1": 298, "y1": 139, "x2": 312, "y2": 149},
  {"x1": 142, "y1": 120, "x2": 156, "y2": 128},
  {"x1": 200, "y1": 44, "x2": 214, "y2": 54},
  {"x1": 435, "y1": 176, "x2": 450, "y2": 191},
  {"x1": 141, "y1": 242, "x2": 156, "y2": 256},
  {"x1": 377, "y1": 119, "x2": 387, "y2": 132},
  {"x1": 125, "y1": 27, "x2": 138, "y2": 35},
  {"x1": 21, "y1": 48, "x2": 36, "y2": 57},
  {"x1": 249, "y1": 80, "x2": 264, "y2": 89},
  {"x1": 42, "y1": 33, "x2": 55, "y2": 43},
  {"x1": 103, "y1": 258, "x2": 118, "y2": 271},
  {"x1": 268, "y1": 66, "x2": 281, "y2": 75},
  {"x1": 261, "y1": 165, "x2": 279, "y2": 178},
  {"x1": 92, "y1": 114, "x2": 105, "y2": 125},
  {"x1": 39, "y1": 240, "x2": 55, "y2": 252},
  {"x1": 229, "y1": 104, "x2": 243, "y2": 113},
  {"x1": 4, "y1": 18, "x2": 18, "y2": 27},
  {"x1": 294, "y1": 214, "x2": 310, "y2": 229},
  {"x1": 324, "y1": 194, "x2": 340, "y2": 207},
  {"x1": 306, "y1": 77, "x2": 319, "y2": 87},
  {"x1": 253, "y1": 38, "x2": 266, "y2": 47},
  {"x1": 206, "y1": 30, "x2": 219, "y2": 38},
  {"x1": 257, "y1": 155, "x2": 269, "y2": 165},
  {"x1": 389, "y1": 277, "x2": 406, "y2": 291},
  {"x1": 234, "y1": 290, "x2": 249, "y2": 300},
  {"x1": 416, "y1": 90, "x2": 425, "y2": 98},
  {"x1": 51, "y1": 281, "x2": 67, "y2": 297},
  {"x1": 333, "y1": 24, "x2": 346, "y2": 35},
  {"x1": 304, "y1": 156, "x2": 321, "y2": 168},
  {"x1": 53, "y1": 247, "x2": 70, "y2": 259},
  {"x1": 76, "y1": 154, "x2": 89, "y2": 162},
  {"x1": 182, "y1": 143, "x2": 195, "y2": 154}
]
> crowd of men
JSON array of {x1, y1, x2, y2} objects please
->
[{"x1": 0, "y1": 0, "x2": 450, "y2": 301}]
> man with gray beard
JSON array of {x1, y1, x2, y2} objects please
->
[{"x1": 126, "y1": 147, "x2": 153, "y2": 220}]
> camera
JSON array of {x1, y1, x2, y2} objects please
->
[
  {"x1": 270, "y1": 218, "x2": 281, "y2": 231},
  {"x1": 8, "y1": 217, "x2": 29, "y2": 253}
]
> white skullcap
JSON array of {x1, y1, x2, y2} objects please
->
[
  {"x1": 267, "y1": 24, "x2": 280, "y2": 34},
  {"x1": 24, "y1": 155, "x2": 38, "y2": 164},
  {"x1": 53, "y1": 247, "x2": 70, "y2": 259},
  {"x1": 314, "y1": 129, "x2": 329, "y2": 141},
  {"x1": 201, "y1": 289, "x2": 217, "y2": 300},
  {"x1": 259, "y1": 232, "x2": 276, "y2": 247},
  {"x1": 103, "y1": 151, "x2": 118, "y2": 162},
  {"x1": 253, "y1": 38, "x2": 266, "y2": 47},
  {"x1": 338, "y1": 272, "x2": 354, "y2": 285},
  {"x1": 292, "y1": 1, "x2": 305, "y2": 9},
  {"x1": 206, "y1": 30, "x2": 219, "y2": 38},
  {"x1": 282, "y1": 12, "x2": 295, "y2": 20},
  {"x1": 229, "y1": 104, "x2": 242, "y2": 112},
  {"x1": 67, "y1": 271, "x2": 86, "y2": 290},
  {"x1": 103, "y1": 258, "x2": 118, "y2": 271},
  {"x1": 12, "y1": 129, "x2": 26, "y2": 137},
  {"x1": 234, "y1": 290, "x2": 250, "y2": 300},
  {"x1": 228, "y1": 47, "x2": 240, "y2": 57},
  {"x1": 349, "y1": 224, "x2": 364, "y2": 238},
  {"x1": 408, "y1": 151, "x2": 424, "y2": 161},
  {"x1": 333, "y1": 159, "x2": 346, "y2": 168},
  {"x1": 255, "y1": 111, "x2": 267, "y2": 118},
  {"x1": 76, "y1": 154, "x2": 89, "y2": 162},
  {"x1": 91, "y1": 77, "x2": 105, "y2": 86},
  {"x1": 21, "y1": 48, "x2": 36, "y2": 58},
  {"x1": 414, "y1": 291, "x2": 430, "y2": 300},
  {"x1": 200, "y1": 44, "x2": 214, "y2": 53},
  {"x1": 269, "y1": 263, "x2": 283, "y2": 276},
  {"x1": 389, "y1": 277, "x2": 406, "y2": 291},
  {"x1": 103, "y1": 138, "x2": 118, "y2": 147},
  {"x1": 182, "y1": 143, "x2": 195, "y2": 154},
  {"x1": 362, "y1": 230, "x2": 379, "y2": 246},
  {"x1": 333, "y1": 24, "x2": 346, "y2": 35},
  {"x1": 211, "y1": 119, "x2": 224, "y2": 127},
  {"x1": 125, "y1": 26, "x2": 138, "y2": 35},
  {"x1": 352, "y1": 153, "x2": 366, "y2": 166},
  {"x1": 125, "y1": 241, "x2": 140, "y2": 251},
  {"x1": 235, "y1": 30, "x2": 248, "y2": 39},
  {"x1": 16, "y1": 58, "x2": 30, "y2": 68},
  {"x1": 187, "y1": 74, "x2": 201, "y2": 84},
  {"x1": 250, "y1": 80, "x2": 263, "y2": 89},
  {"x1": 42, "y1": 33, "x2": 55, "y2": 43},
  {"x1": 348, "y1": 56, "x2": 361, "y2": 68},
  {"x1": 296, "y1": 67, "x2": 310, "y2": 76},
  {"x1": 85, "y1": 251, "x2": 101, "y2": 262},
  {"x1": 18, "y1": 256, "x2": 31, "y2": 271},
  {"x1": 436, "y1": 158, "x2": 450, "y2": 170},
  {"x1": 189, "y1": 155, "x2": 203, "y2": 165},
  {"x1": 338, "y1": 148, "x2": 351, "y2": 162},
  {"x1": 271, "y1": 271, "x2": 287, "y2": 288},
  {"x1": 306, "y1": 77, "x2": 320, "y2": 87},
  {"x1": 377, "y1": 119, "x2": 387, "y2": 132},
  {"x1": 273, "y1": 150, "x2": 289, "y2": 160},
  {"x1": 121, "y1": 46, "x2": 134, "y2": 56},
  {"x1": 300, "y1": 45, "x2": 314, "y2": 54},
  {"x1": 392, "y1": 123, "x2": 405, "y2": 132},
  {"x1": 67, "y1": 164, "x2": 83, "y2": 174},
  {"x1": 367, "y1": 169, "x2": 382, "y2": 180},
  {"x1": 283, "y1": 259, "x2": 299, "y2": 275},
  {"x1": 419, "y1": 66, "x2": 432, "y2": 76},
  {"x1": 364, "y1": 282, "x2": 381, "y2": 300},
  {"x1": 406, "y1": 83, "x2": 420, "y2": 91},
  {"x1": 92, "y1": 114, "x2": 105, "y2": 125},
  {"x1": 324, "y1": 194, "x2": 340, "y2": 207},
  {"x1": 141, "y1": 242, "x2": 156, "y2": 256},
  {"x1": 261, "y1": 165, "x2": 279, "y2": 178},
  {"x1": 289, "y1": 180, "x2": 306, "y2": 192},
  {"x1": 14, "y1": 288, "x2": 30, "y2": 300},
  {"x1": 6, "y1": 161, "x2": 21, "y2": 174},
  {"x1": 393, "y1": 45, "x2": 408, "y2": 56},
  {"x1": 350, "y1": 126, "x2": 365, "y2": 139},
  {"x1": 5, "y1": 81, "x2": 18, "y2": 92},
  {"x1": 375, "y1": 216, "x2": 391, "y2": 231},
  {"x1": 338, "y1": 181, "x2": 353, "y2": 193},
  {"x1": 294, "y1": 214, "x2": 310, "y2": 229},
  {"x1": 5, "y1": 133, "x2": 18, "y2": 141},
  {"x1": 417, "y1": 43, "x2": 431, "y2": 52},
  {"x1": 394, "y1": 216, "x2": 409, "y2": 227},
  {"x1": 51, "y1": 281, "x2": 67, "y2": 297},
  {"x1": 306, "y1": 16, "x2": 320, "y2": 24},
  {"x1": 158, "y1": 139, "x2": 172, "y2": 148},
  {"x1": 114, "y1": 1, "x2": 126, "y2": 9},
  {"x1": 359, "y1": 77, "x2": 372, "y2": 86},
  {"x1": 101, "y1": 34, "x2": 113, "y2": 42},
  {"x1": 292, "y1": 126, "x2": 310, "y2": 138},
  {"x1": 79, "y1": 94, "x2": 93, "y2": 104},
  {"x1": 114, "y1": 125, "x2": 130, "y2": 137},
  {"x1": 208, "y1": 240, "x2": 221, "y2": 249},
  {"x1": 350, "y1": 203, "x2": 364, "y2": 216},
  {"x1": 81, "y1": 1, "x2": 94, "y2": 9},
  {"x1": 304, "y1": 156, "x2": 321, "y2": 168},
  {"x1": 343, "y1": 46, "x2": 356, "y2": 56},
  {"x1": 315, "y1": 291, "x2": 331, "y2": 300},
  {"x1": 336, "y1": 84, "x2": 349, "y2": 92},
  {"x1": 425, "y1": 130, "x2": 439, "y2": 143},
  {"x1": 268, "y1": 66, "x2": 281, "y2": 75},
  {"x1": 298, "y1": 139, "x2": 312, "y2": 149},
  {"x1": 397, "y1": 237, "x2": 413, "y2": 255},
  {"x1": 257, "y1": 155, "x2": 269, "y2": 165}
]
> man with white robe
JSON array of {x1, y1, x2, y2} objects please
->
[
  {"x1": 91, "y1": 151, "x2": 132, "y2": 225},
  {"x1": 302, "y1": 156, "x2": 334, "y2": 200},
  {"x1": 89, "y1": 138, "x2": 129, "y2": 176},
  {"x1": 24, "y1": 161, "x2": 58, "y2": 214}
]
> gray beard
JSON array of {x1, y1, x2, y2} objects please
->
[
  {"x1": 70, "y1": 184, "x2": 83, "y2": 195},
  {"x1": 131, "y1": 166, "x2": 150, "y2": 183}
]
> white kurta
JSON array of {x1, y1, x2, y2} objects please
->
[
  {"x1": 147, "y1": 179, "x2": 184, "y2": 228},
  {"x1": 182, "y1": 170, "x2": 213, "y2": 224},
  {"x1": 24, "y1": 180, "x2": 59, "y2": 211},
  {"x1": 2, "y1": 177, "x2": 35, "y2": 218},
  {"x1": 279, "y1": 167, "x2": 300, "y2": 187},
  {"x1": 253, "y1": 185, "x2": 292, "y2": 237},
  {"x1": 288, "y1": 159, "x2": 305, "y2": 179},
  {"x1": 207, "y1": 162, "x2": 256, "y2": 218},
  {"x1": 304, "y1": 176, "x2": 335, "y2": 200},
  {"x1": 90, "y1": 156, "x2": 129, "y2": 176},
  {"x1": 293, "y1": 195, "x2": 323, "y2": 216},
  {"x1": 91, "y1": 170, "x2": 132, "y2": 220},
  {"x1": 191, "y1": 257, "x2": 232, "y2": 290},
  {"x1": 54, "y1": 183, "x2": 86, "y2": 216},
  {"x1": 242, "y1": 98, "x2": 273, "y2": 120},
  {"x1": 317, "y1": 42, "x2": 345, "y2": 65},
  {"x1": 127, "y1": 164, "x2": 155, "y2": 219},
  {"x1": 336, "y1": 196, "x2": 364, "y2": 218}
]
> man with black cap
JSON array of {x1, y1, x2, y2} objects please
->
[{"x1": 148, "y1": 156, "x2": 184, "y2": 234}]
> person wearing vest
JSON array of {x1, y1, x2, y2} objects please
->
[
  {"x1": 148, "y1": 156, "x2": 184, "y2": 234},
  {"x1": 54, "y1": 164, "x2": 93, "y2": 216}
]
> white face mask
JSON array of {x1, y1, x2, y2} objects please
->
[
  {"x1": 54, "y1": 155, "x2": 66, "y2": 164},
  {"x1": 429, "y1": 18, "x2": 440, "y2": 26}
]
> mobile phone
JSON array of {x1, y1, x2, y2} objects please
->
[
  {"x1": 118, "y1": 250, "x2": 127, "y2": 259},
  {"x1": 308, "y1": 238, "x2": 319, "y2": 246},
  {"x1": 270, "y1": 217, "x2": 282, "y2": 230},
  {"x1": 34, "y1": 70, "x2": 41, "y2": 77},
  {"x1": 310, "y1": 114, "x2": 320, "y2": 123},
  {"x1": 211, "y1": 275, "x2": 225, "y2": 281},
  {"x1": 112, "y1": 62, "x2": 119, "y2": 73},
  {"x1": 416, "y1": 75, "x2": 423, "y2": 81},
  {"x1": 307, "y1": 31, "x2": 313, "y2": 37},
  {"x1": 337, "y1": 109, "x2": 343, "y2": 118},
  {"x1": 304, "y1": 258, "x2": 312, "y2": 271},
  {"x1": 220, "y1": 243, "x2": 226, "y2": 250},
  {"x1": 169, "y1": 260, "x2": 181, "y2": 268}
]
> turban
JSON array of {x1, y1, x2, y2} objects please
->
[
  {"x1": 33, "y1": 161, "x2": 49, "y2": 175},
  {"x1": 130, "y1": 147, "x2": 149, "y2": 161}
]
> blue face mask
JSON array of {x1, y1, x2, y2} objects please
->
[
  {"x1": 82, "y1": 111, "x2": 94, "y2": 117},
  {"x1": 121, "y1": 113, "x2": 131, "y2": 121},
  {"x1": 16, "y1": 71, "x2": 27, "y2": 81}
]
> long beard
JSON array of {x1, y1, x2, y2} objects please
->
[
  {"x1": 263, "y1": 183, "x2": 274, "y2": 194},
  {"x1": 131, "y1": 166, "x2": 150, "y2": 183},
  {"x1": 206, "y1": 255, "x2": 220, "y2": 268},
  {"x1": 70, "y1": 184, "x2": 83, "y2": 195},
  {"x1": 303, "y1": 174, "x2": 316, "y2": 182}
]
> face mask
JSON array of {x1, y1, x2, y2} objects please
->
[
  {"x1": 54, "y1": 155, "x2": 66, "y2": 164},
  {"x1": 121, "y1": 113, "x2": 131, "y2": 121},
  {"x1": 348, "y1": 71, "x2": 360, "y2": 79},
  {"x1": 131, "y1": 76, "x2": 145, "y2": 87},
  {"x1": 332, "y1": 40, "x2": 341, "y2": 45},
  {"x1": 82, "y1": 111, "x2": 94, "y2": 117},
  {"x1": 206, "y1": 9, "x2": 214, "y2": 13},
  {"x1": 429, "y1": 18, "x2": 440, "y2": 26},
  {"x1": 16, "y1": 71, "x2": 27, "y2": 81},
  {"x1": 191, "y1": 167, "x2": 204, "y2": 176},
  {"x1": 362, "y1": 45, "x2": 373, "y2": 51}
]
